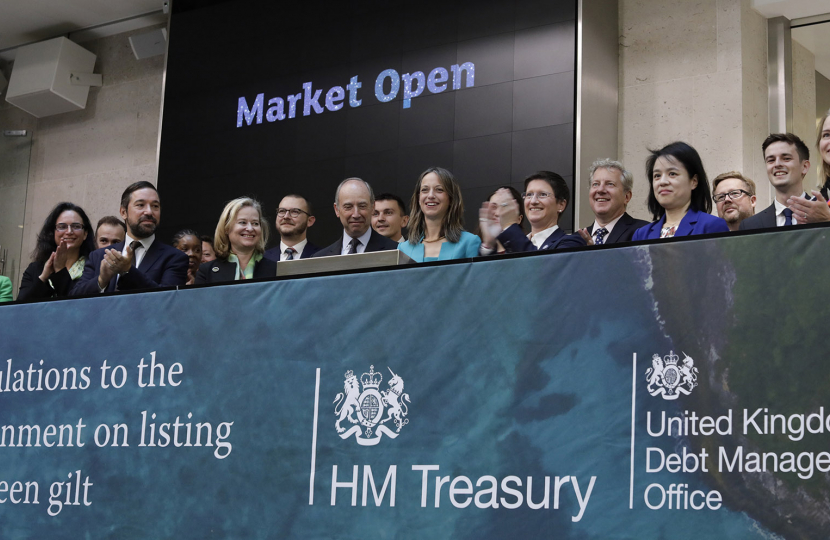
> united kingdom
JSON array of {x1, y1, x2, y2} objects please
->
[{"x1": 333, "y1": 365, "x2": 411, "y2": 446}]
